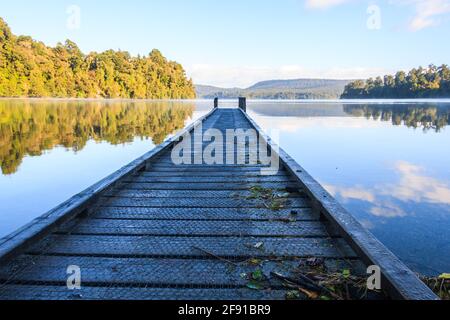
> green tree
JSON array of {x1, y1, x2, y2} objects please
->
[
  {"x1": 341, "y1": 65, "x2": 450, "y2": 99},
  {"x1": 0, "y1": 18, "x2": 196, "y2": 99}
]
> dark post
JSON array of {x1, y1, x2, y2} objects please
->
[
  {"x1": 214, "y1": 97, "x2": 219, "y2": 109},
  {"x1": 238, "y1": 97, "x2": 247, "y2": 112}
]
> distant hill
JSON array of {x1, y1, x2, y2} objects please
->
[{"x1": 196, "y1": 79, "x2": 352, "y2": 99}]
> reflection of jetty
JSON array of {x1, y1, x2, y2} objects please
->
[{"x1": 0, "y1": 99, "x2": 437, "y2": 300}]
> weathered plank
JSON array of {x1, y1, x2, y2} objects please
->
[
  {"x1": 99, "y1": 197, "x2": 309, "y2": 209},
  {"x1": 0, "y1": 255, "x2": 362, "y2": 287},
  {"x1": 92, "y1": 207, "x2": 316, "y2": 221},
  {"x1": 124, "y1": 176, "x2": 294, "y2": 183},
  {"x1": 57, "y1": 219, "x2": 332, "y2": 237},
  {"x1": 104, "y1": 189, "x2": 304, "y2": 199},
  {"x1": 0, "y1": 285, "x2": 287, "y2": 300},
  {"x1": 119, "y1": 181, "x2": 298, "y2": 191},
  {"x1": 28, "y1": 235, "x2": 356, "y2": 259}
]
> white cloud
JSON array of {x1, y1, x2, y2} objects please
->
[
  {"x1": 324, "y1": 184, "x2": 376, "y2": 202},
  {"x1": 370, "y1": 203, "x2": 407, "y2": 218},
  {"x1": 390, "y1": 0, "x2": 450, "y2": 30},
  {"x1": 324, "y1": 183, "x2": 406, "y2": 218},
  {"x1": 306, "y1": 0, "x2": 450, "y2": 31},
  {"x1": 324, "y1": 160, "x2": 450, "y2": 218},
  {"x1": 305, "y1": 0, "x2": 353, "y2": 9},
  {"x1": 381, "y1": 161, "x2": 450, "y2": 205},
  {"x1": 187, "y1": 64, "x2": 392, "y2": 87},
  {"x1": 409, "y1": 0, "x2": 450, "y2": 30}
]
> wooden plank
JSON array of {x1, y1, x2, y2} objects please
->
[
  {"x1": 92, "y1": 207, "x2": 316, "y2": 221},
  {"x1": 28, "y1": 235, "x2": 356, "y2": 259},
  {"x1": 0, "y1": 255, "x2": 361, "y2": 288},
  {"x1": 138, "y1": 171, "x2": 289, "y2": 177},
  {"x1": 124, "y1": 176, "x2": 294, "y2": 183},
  {"x1": 57, "y1": 219, "x2": 331, "y2": 237},
  {"x1": 0, "y1": 285, "x2": 287, "y2": 300},
  {"x1": 99, "y1": 197, "x2": 309, "y2": 209},
  {"x1": 104, "y1": 189, "x2": 304, "y2": 199},
  {"x1": 119, "y1": 181, "x2": 298, "y2": 191},
  {"x1": 148, "y1": 167, "x2": 274, "y2": 172}
]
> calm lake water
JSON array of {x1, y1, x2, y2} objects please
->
[{"x1": 1, "y1": 99, "x2": 449, "y2": 275}]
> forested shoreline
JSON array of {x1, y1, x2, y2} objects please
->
[
  {"x1": 0, "y1": 18, "x2": 196, "y2": 99},
  {"x1": 341, "y1": 65, "x2": 450, "y2": 99}
]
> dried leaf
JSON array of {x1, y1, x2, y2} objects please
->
[
  {"x1": 299, "y1": 288, "x2": 319, "y2": 300},
  {"x1": 248, "y1": 258, "x2": 262, "y2": 266}
]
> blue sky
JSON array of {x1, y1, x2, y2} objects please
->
[{"x1": 1, "y1": 0, "x2": 449, "y2": 87}]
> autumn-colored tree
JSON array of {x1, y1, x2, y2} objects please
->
[{"x1": 0, "y1": 18, "x2": 196, "y2": 99}]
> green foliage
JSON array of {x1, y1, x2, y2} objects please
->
[
  {"x1": 0, "y1": 18, "x2": 195, "y2": 99},
  {"x1": 341, "y1": 65, "x2": 450, "y2": 99}
]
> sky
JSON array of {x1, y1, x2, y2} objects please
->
[{"x1": 1, "y1": 0, "x2": 449, "y2": 87}]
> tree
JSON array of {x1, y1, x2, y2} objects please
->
[
  {"x1": 0, "y1": 18, "x2": 196, "y2": 99},
  {"x1": 341, "y1": 65, "x2": 450, "y2": 99}
]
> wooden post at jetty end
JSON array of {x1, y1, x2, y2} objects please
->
[{"x1": 238, "y1": 97, "x2": 247, "y2": 112}]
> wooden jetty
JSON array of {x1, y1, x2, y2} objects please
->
[{"x1": 0, "y1": 100, "x2": 437, "y2": 300}]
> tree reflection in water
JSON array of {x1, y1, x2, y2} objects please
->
[
  {"x1": 0, "y1": 100, "x2": 194, "y2": 175},
  {"x1": 344, "y1": 104, "x2": 450, "y2": 132}
]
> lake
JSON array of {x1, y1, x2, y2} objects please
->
[{"x1": 0, "y1": 99, "x2": 449, "y2": 276}]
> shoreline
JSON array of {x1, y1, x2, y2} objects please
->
[{"x1": 1, "y1": 97, "x2": 450, "y2": 104}]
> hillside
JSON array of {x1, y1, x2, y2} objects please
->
[
  {"x1": 196, "y1": 79, "x2": 351, "y2": 99},
  {"x1": 0, "y1": 18, "x2": 195, "y2": 99}
]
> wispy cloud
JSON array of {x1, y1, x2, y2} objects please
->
[
  {"x1": 325, "y1": 184, "x2": 376, "y2": 202},
  {"x1": 405, "y1": 0, "x2": 450, "y2": 31},
  {"x1": 370, "y1": 202, "x2": 407, "y2": 218},
  {"x1": 187, "y1": 64, "x2": 391, "y2": 87},
  {"x1": 381, "y1": 161, "x2": 450, "y2": 205},
  {"x1": 306, "y1": 0, "x2": 450, "y2": 31}
]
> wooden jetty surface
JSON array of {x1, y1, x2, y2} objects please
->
[{"x1": 0, "y1": 105, "x2": 437, "y2": 300}]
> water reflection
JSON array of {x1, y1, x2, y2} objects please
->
[
  {"x1": 344, "y1": 104, "x2": 450, "y2": 132},
  {"x1": 0, "y1": 100, "x2": 194, "y2": 175},
  {"x1": 248, "y1": 101, "x2": 450, "y2": 275},
  {"x1": 326, "y1": 161, "x2": 450, "y2": 217},
  {"x1": 250, "y1": 101, "x2": 450, "y2": 132}
]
